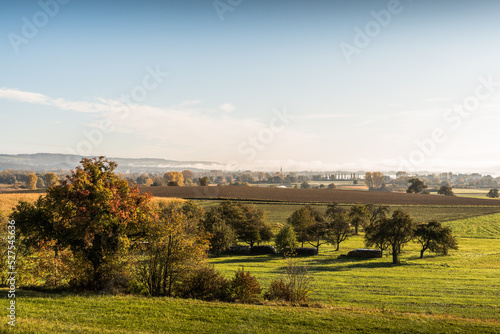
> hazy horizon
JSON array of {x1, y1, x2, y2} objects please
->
[{"x1": 2, "y1": 0, "x2": 500, "y2": 173}]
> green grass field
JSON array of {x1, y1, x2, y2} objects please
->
[
  {"x1": 4, "y1": 201, "x2": 500, "y2": 333},
  {"x1": 7, "y1": 290, "x2": 500, "y2": 333}
]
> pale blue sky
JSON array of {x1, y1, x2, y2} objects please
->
[{"x1": 1, "y1": 0, "x2": 500, "y2": 172}]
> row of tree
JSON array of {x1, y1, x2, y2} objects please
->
[{"x1": 276, "y1": 204, "x2": 458, "y2": 264}]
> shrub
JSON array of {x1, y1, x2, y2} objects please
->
[
  {"x1": 230, "y1": 268, "x2": 261, "y2": 303},
  {"x1": 264, "y1": 260, "x2": 311, "y2": 303},
  {"x1": 178, "y1": 265, "x2": 231, "y2": 301}
]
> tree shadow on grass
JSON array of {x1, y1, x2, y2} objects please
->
[
  {"x1": 209, "y1": 254, "x2": 283, "y2": 265},
  {"x1": 305, "y1": 255, "x2": 420, "y2": 272},
  {"x1": 14, "y1": 286, "x2": 81, "y2": 299}
]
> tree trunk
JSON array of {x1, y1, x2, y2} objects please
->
[
  {"x1": 420, "y1": 249, "x2": 424, "y2": 259},
  {"x1": 336, "y1": 243, "x2": 340, "y2": 251},
  {"x1": 392, "y1": 244, "x2": 399, "y2": 264}
]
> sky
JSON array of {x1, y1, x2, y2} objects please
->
[{"x1": 1, "y1": 0, "x2": 500, "y2": 173}]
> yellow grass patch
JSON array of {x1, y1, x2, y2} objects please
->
[
  {"x1": 0, "y1": 193, "x2": 43, "y2": 215},
  {"x1": 151, "y1": 197, "x2": 186, "y2": 205}
]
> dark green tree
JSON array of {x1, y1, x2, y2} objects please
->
[
  {"x1": 348, "y1": 204, "x2": 369, "y2": 235},
  {"x1": 438, "y1": 185, "x2": 455, "y2": 196},
  {"x1": 365, "y1": 210, "x2": 416, "y2": 264},
  {"x1": 325, "y1": 204, "x2": 350, "y2": 251},
  {"x1": 274, "y1": 224, "x2": 298, "y2": 254},
  {"x1": 414, "y1": 221, "x2": 458, "y2": 258},
  {"x1": 486, "y1": 188, "x2": 499, "y2": 198},
  {"x1": 287, "y1": 205, "x2": 324, "y2": 249},
  {"x1": 406, "y1": 177, "x2": 428, "y2": 194}
]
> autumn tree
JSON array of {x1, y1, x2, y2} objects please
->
[
  {"x1": 26, "y1": 173, "x2": 37, "y2": 190},
  {"x1": 406, "y1": 177, "x2": 428, "y2": 194},
  {"x1": 182, "y1": 170, "x2": 194, "y2": 181},
  {"x1": 364, "y1": 172, "x2": 385, "y2": 190},
  {"x1": 414, "y1": 221, "x2": 458, "y2": 258},
  {"x1": 12, "y1": 157, "x2": 154, "y2": 290},
  {"x1": 45, "y1": 172, "x2": 59, "y2": 188},
  {"x1": 138, "y1": 203, "x2": 209, "y2": 296},
  {"x1": 365, "y1": 210, "x2": 416, "y2": 264},
  {"x1": 164, "y1": 171, "x2": 184, "y2": 186}
]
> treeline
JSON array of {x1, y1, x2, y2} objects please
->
[
  {"x1": 0, "y1": 170, "x2": 63, "y2": 189},
  {"x1": 278, "y1": 203, "x2": 458, "y2": 264}
]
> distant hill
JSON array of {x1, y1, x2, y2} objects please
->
[{"x1": 0, "y1": 153, "x2": 222, "y2": 172}]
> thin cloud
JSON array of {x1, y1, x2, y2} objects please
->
[
  {"x1": 0, "y1": 88, "x2": 50, "y2": 105},
  {"x1": 219, "y1": 103, "x2": 236, "y2": 113}
]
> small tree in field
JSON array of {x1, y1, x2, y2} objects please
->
[
  {"x1": 364, "y1": 203, "x2": 389, "y2": 224},
  {"x1": 288, "y1": 205, "x2": 326, "y2": 251},
  {"x1": 365, "y1": 210, "x2": 415, "y2": 264},
  {"x1": 26, "y1": 173, "x2": 37, "y2": 190},
  {"x1": 275, "y1": 224, "x2": 298, "y2": 255},
  {"x1": 438, "y1": 185, "x2": 455, "y2": 196},
  {"x1": 325, "y1": 203, "x2": 350, "y2": 251},
  {"x1": 164, "y1": 171, "x2": 184, "y2": 186},
  {"x1": 45, "y1": 172, "x2": 59, "y2": 188},
  {"x1": 348, "y1": 204, "x2": 369, "y2": 235},
  {"x1": 198, "y1": 176, "x2": 210, "y2": 186},
  {"x1": 407, "y1": 178, "x2": 427, "y2": 194},
  {"x1": 414, "y1": 221, "x2": 458, "y2": 258},
  {"x1": 487, "y1": 188, "x2": 499, "y2": 198}
]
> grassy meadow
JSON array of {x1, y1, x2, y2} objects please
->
[{"x1": 1, "y1": 194, "x2": 500, "y2": 332}]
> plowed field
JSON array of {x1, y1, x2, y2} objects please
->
[{"x1": 140, "y1": 186, "x2": 500, "y2": 206}]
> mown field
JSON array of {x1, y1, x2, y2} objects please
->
[
  {"x1": 2, "y1": 191, "x2": 500, "y2": 333},
  {"x1": 7, "y1": 289, "x2": 500, "y2": 334},
  {"x1": 141, "y1": 185, "x2": 500, "y2": 206}
]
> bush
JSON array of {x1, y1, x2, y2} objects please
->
[
  {"x1": 264, "y1": 260, "x2": 311, "y2": 303},
  {"x1": 230, "y1": 268, "x2": 261, "y2": 303},
  {"x1": 178, "y1": 265, "x2": 231, "y2": 301}
]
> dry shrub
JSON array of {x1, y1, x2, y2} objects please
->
[
  {"x1": 231, "y1": 267, "x2": 261, "y2": 303},
  {"x1": 264, "y1": 259, "x2": 311, "y2": 303},
  {"x1": 178, "y1": 265, "x2": 231, "y2": 301}
]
